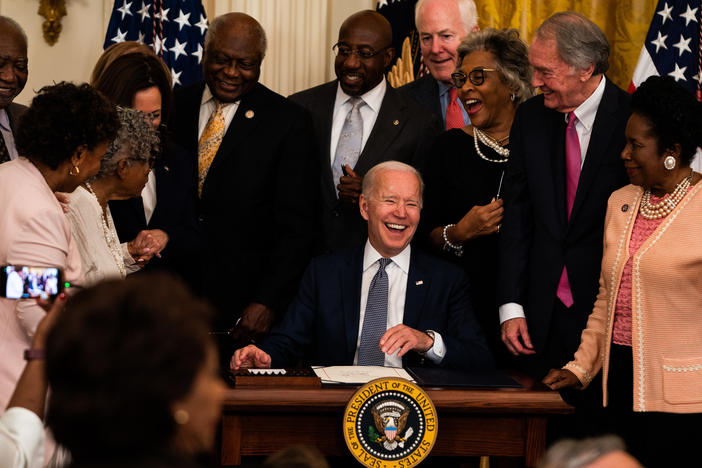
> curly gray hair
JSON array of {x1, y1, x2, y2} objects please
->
[
  {"x1": 92, "y1": 107, "x2": 160, "y2": 178},
  {"x1": 457, "y1": 28, "x2": 535, "y2": 105}
]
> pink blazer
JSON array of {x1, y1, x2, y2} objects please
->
[{"x1": 566, "y1": 181, "x2": 702, "y2": 413}]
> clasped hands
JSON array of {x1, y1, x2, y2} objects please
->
[
  {"x1": 229, "y1": 324, "x2": 434, "y2": 370},
  {"x1": 127, "y1": 229, "x2": 168, "y2": 264}
]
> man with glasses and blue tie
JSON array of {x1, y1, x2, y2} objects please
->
[
  {"x1": 231, "y1": 161, "x2": 492, "y2": 371},
  {"x1": 289, "y1": 10, "x2": 441, "y2": 255}
]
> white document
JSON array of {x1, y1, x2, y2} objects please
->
[{"x1": 312, "y1": 366, "x2": 415, "y2": 384}]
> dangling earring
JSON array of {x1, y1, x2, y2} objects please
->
[
  {"x1": 174, "y1": 409, "x2": 189, "y2": 425},
  {"x1": 663, "y1": 155, "x2": 676, "y2": 170},
  {"x1": 510, "y1": 93, "x2": 516, "y2": 102},
  {"x1": 68, "y1": 166, "x2": 80, "y2": 176}
]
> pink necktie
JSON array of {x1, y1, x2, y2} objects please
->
[
  {"x1": 445, "y1": 87, "x2": 464, "y2": 130},
  {"x1": 556, "y1": 112, "x2": 581, "y2": 308}
]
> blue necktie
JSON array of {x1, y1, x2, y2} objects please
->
[{"x1": 358, "y1": 258, "x2": 391, "y2": 366}]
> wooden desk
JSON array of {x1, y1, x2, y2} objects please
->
[{"x1": 220, "y1": 374, "x2": 571, "y2": 467}]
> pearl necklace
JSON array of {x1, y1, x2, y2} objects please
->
[
  {"x1": 84, "y1": 182, "x2": 127, "y2": 277},
  {"x1": 639, "y1": 171, "x2": 693, "y2": 220},
  {"x1": 473, "y1": 127, "x2": 510, "y2": 163}
]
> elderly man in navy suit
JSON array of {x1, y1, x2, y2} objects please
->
[
  {"x1": 0, "y1": 16, "x2": 28, "y2": 164},
  {"x1": 289, "y1": 10, "x2": 441, "y2": 254},
  {"x1": 232, "y1": 161, "x2": 492, "y2": 371}
]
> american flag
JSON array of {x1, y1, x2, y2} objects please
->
[
  {"x1": 103, "y1": 0, "x2": 208, "y2": 88},
  {"x1": 629, "y1": 1, "x2": 702, "y2": 100}
]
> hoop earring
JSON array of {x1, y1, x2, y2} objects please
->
[
  {"x1": 510, "y1": 93, "x2": 516, "y2": 102},
  {"x1": 68, "y1": 166, "x2": 80, "y2": 176},
  {"x1": 174, "y1": 409, "x2": 189, "y2": 425},
  {"x1": 663, "y1": 155, "x2": 676, "y2": 171}
]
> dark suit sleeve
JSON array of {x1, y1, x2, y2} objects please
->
[
  {"x1": 439, "y1": 272, "x2": 494, "y2": 371},
  {"x1": 498, "y1": 106, "x2": 532, "y2": 306},
  {"x1": 259, "y1": 258, "x2": 320, "y2": 367}
]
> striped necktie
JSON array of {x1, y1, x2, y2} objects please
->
[{"x1": 358, "y1": 258, "x2": 391, "y2": 366}]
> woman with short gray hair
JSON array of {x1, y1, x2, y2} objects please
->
[
  {"x1": 420, "y1": 28, "x2": 533, "y2": 364},
  {"x1": 65, "y1": 106, "x2": 166, "y2": 285}
]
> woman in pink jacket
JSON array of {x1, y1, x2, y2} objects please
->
[{"x1": 543, "y1": 75, "x2": 702, "y2": 467}]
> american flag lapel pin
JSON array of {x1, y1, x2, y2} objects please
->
[{"x1": 415, "y1": 280, "x2": 423, "y2": 286}]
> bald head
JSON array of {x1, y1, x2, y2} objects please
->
[
  {"x1": 335, "y1": 10, "x2": 394, "y2": 96},
  {"x1": 0, "y1": 16, "x2": 28, "y2": 109},
  {"x1": 203, "y1": 13, "x2": 267, "y2": 102}
]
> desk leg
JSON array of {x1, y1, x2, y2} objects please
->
[
  {"x1": 524, "y1": 416, "x2": 546, "y2": 467},
  {"x1": 221, "y1": 414, "x2": 242, "y2": 466}
]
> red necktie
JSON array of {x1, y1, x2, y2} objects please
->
[
  {"x1": 556, "y1": 112, "x2": 581, "y2": 308},
  {"x1": 445, "y1": 87, "x2": 464, "y2": 130}
]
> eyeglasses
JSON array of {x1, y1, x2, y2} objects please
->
[
  {"x1": 332, "y1": 43, "x2": 390, "y2": 60},
  {"x1": 451, "y1": 68, "x2": 497, "y2": 88},
  {"x1": 127, "y1": 156, "x2": 158, "y2": 168}
]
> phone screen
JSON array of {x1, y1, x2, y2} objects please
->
[{"x1": 0, "y1": 266, "x2": 65, "y2": 299}]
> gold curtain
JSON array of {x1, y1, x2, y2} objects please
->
[{"x1": 476, "y1": 0, "x2": 658, "y2": 90}]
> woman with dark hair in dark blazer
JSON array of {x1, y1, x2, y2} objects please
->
[{"x1": 91, "y1": 52, "x2": 200, "y2": 287}]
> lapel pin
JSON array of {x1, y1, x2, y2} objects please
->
[
  {"x1": 622, "y1": 204, "x2": 629, "y2": 212},
  {"x1": 245, "y1": 109, "x2": 254, "y2": 119},
  {"x1": 415, "y1": 280, "x2": 423, "y2": 285},
  {"x1": 164, "y1": 166, "x2": 169, "y2": 172},
  {"x1": 393, "y1": 119, "x2": 399, "y2": 126}
]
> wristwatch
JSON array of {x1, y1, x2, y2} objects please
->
[{"x1": 24, "y1": 349, "x2": 46, "y2": 361}]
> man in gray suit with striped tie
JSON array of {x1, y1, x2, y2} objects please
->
[{"x1": 232, "y1": 161, "x2": 492, "y2": 371}]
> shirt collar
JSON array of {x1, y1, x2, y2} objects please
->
[
  {"x1": 362, "y1": 239, "x2": 411, "y2": 274},
  {"x1": 437, "y1": 80, "x2": 453, "y2": 98},
  {"x1": 201, "y1": 85, "x2": 239, "y2": 107},
  {"x1": 566, "y1": 75, "x2": 606, "y2": 131},
  {"x1": 334, "y1": 79, "x2": 387, "y2": 114},
  {"x1": 0, "y1": 108, "x2": 10, "y2": 132}
]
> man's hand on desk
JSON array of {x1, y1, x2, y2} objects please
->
[
  {"x1": 501, "y1": 317, "x2": 536, "y2": 356},
  {"x1": 379, "y1": 324, "x2": 433, "y2": 357},
  {"x1": 230, "y1": 303, "x2": 275, "y2": 343},
  {"x1": 231, "y1": 344, "x2": 272, "y2": 371}
]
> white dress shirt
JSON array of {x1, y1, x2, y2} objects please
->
[
  {"x1": 499, "y1": 75, "x2": 607, "y2": 324},
  {"x1": 0, "y1": 109, "x2": 19, "y2": 160},
  {"x1": 0, "y1": 407, "x2": 45, "y2": 468},
  {"x1": 141, "y1": 170, "x2": 157, "y2": 224},
  {"x1": 198, "y1": 85, "x2": 239, "y2": 141},
  {"x1": 329, "y1": 79, "x2": 387, "y2": 164},
  {"x1": 353, "y1": 241, "x2": 446, "y2": 367}
]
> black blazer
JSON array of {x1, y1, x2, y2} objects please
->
[
  {"x1": 288, "y1": 80, "x2": 442, "y2": 253},
  {"x1": 260, "y1": 245, "x2": 494, "y2": 371},
  {"x1": 498, "y1": 78, "x2": 630, "y2": 354},
  {"x1": 170, "y1": 82, "x2": 318, "y2": 327},
  {"x1": 397, "y1": 74, "x2": 443, "y2": 124},
  {"x1": 7, "y1": 102, "x2": 27, "y2": 133},
  {"x1": 109, "y1": 135, "x2": 200, "y2": 286}
]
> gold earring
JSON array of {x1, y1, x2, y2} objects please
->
[
  {"x1": 68, "y1": 165, "x2": 80, "y2": 176},
  {"x1": 174, "y1": 409, "x2": 189, "y2": 425}
]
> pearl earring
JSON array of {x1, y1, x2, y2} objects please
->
[{"x1": 664, "y1": 155, "x2": 676, "y2": 170}]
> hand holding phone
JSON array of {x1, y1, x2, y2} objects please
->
[{"x1": 1, "y1": 266, "x2": 66, "y2": 299}]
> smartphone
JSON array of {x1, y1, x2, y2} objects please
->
[{"x1": 0, "y1": 265, "x2": 66, "y2": 299}]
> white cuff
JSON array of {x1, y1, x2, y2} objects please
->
[
  {"x1": 425, "y1": 330, "x2": 446, "y2": 364},
  {"x1": 121, "y1": 242, "x2": 141, "y2": 273},
  {"x1": 499, "y1": 302, "x2": 525, "y2": 324}
]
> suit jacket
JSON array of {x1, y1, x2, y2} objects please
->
[
  {"x1": 7, "y1": 103, "x2": 27, "y2": 132},
  {"x1": 109, "y1": 135, "x2": 200, "y2": 287},
  {"x1": 170, "y1": 82, "x2": 318, "y2": 326},
  {"x1": 567, "y1": 183, "x2": 702, "y2": 413},
  {"x1": 499, "y1": 78, "x2": 630, "y2": 355},
  {"x1": 397, "y1": 74, "x2": 442, "y2": 124},
  {"x1": 260, "y1": 245, "x2": 494, "y2": 370},
  {"x1": 288, "y1": 80, "x2": 442, "y2": 253}
]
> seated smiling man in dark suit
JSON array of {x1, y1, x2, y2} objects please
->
[{"x1": 232, "y1": 161, "x2": 493, "y2": 371}]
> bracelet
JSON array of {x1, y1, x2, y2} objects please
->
[
  {"x1": 442, "y1": 224, "x2": 464, "y2": 257},
  {"x1": 24, "y1": 349, "x2": 46, "y2": 361}
]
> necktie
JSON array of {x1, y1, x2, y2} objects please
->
[
  {"x1": 358, "y1": 258, "x2": 391, "y2": 366},
  {"x1": 556, "y1": 112, "x2": 581, "y2": 308},
  {"x1": 332, "y1": 97, "x2": 364, "y2": 196},
  {"x1": 197, "y1": 101, "x2": 226, "y2": 197},
  {"x1": 445, "y1": 87, "x2": 464, "y2": 130},
  {"x1": 0, "y1": 132, "x2": 10, "y2": 164}
]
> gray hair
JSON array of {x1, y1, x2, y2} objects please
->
[
  {"x1": 0, "y1": 16, "x2": 28, "y2": 47},
  {"x1": 457, "y1": 28, "x2": 535, "y2": 105},
  {"x1": 415, "y1": 0, "x2": 478, "y2": 35},
  {"x1": 362, "y1": 161, "x2": 424, "y2": 207},
  {"x1": 92, "y1": 107, "x2": 159, "y2": 178},
  {"x1": 537, "y1": 435, "x2": 629, "y2": 468},
  {"x1": 535, "y1": 11, "x2": 609, "y2": 75},
  {"x1": 204, "y1": 13, "x2": 267, "y2": 59}
]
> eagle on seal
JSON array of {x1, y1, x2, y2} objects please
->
[{"x1": 372, "y1": 403, "x2": 410, "y2": 443}]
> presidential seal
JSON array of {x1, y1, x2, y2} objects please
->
[{"x1": 343, "y1": 377, "x2": 437, "y2": 467}]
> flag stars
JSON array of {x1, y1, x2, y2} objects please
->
[
  {"x1": 153, "y1": 35, "x2": 168, "y2": 54},
  {"x1": 117, "y1": 0, "x2": 133, "y2": 20},
  {"x1": 174, "y1": 10, "x2": 191, "y2": 31},
  {"x1": 650, "y1": 31, "x2": 668, "y2": 53},
  {"x1": 192, "y1": 43, "x2": 204, "y2": 64},
  {"x1": 195, "y1": 14, "x2": 208, "y2": 35},
  {"x1": 680, "y1": 5, "x2": 698, "y2": 27},
  {"x1": 673, "y1": 34, "x2": 691, "y2": 56},
  {"x1": 111, "y1": 28, "x2": 128, "y2": 43},
  {"x1": 171, "y1": 68, "x2": 182, "y2": 87},
  {"x1": 657, "y1": 2, "x2": 673, "y2": 25},
  {"x1": 171, "y1": 38, "x2": 188, "y2": 61},
  {"x1": 137, "y1": 1, "x2": 150, "y2": 22},
  {"x1": 156, "y1": 7, "x2": 170, "y2": 22},
  {"x1": 669, "y1": 63, "x2": 687, "y2": 82}
]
